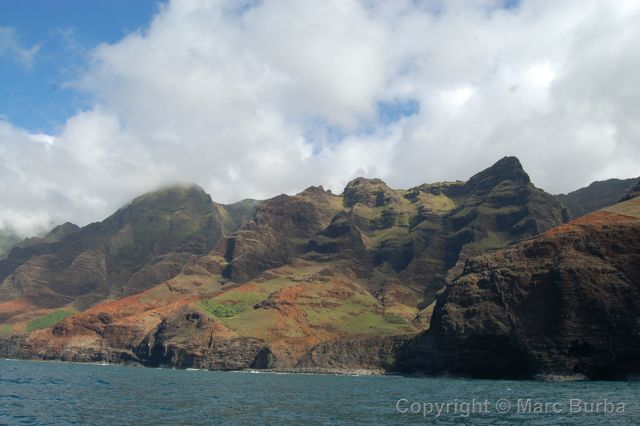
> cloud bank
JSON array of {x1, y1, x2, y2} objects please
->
[{"x1": 2, "y1": 0, "x2": 640, "y2": 235}]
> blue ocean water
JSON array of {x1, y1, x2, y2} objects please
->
[{"x1": 0, "y1": 359, "x2": 639, "y2": 425}]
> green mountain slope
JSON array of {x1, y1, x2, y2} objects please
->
[{"x1": 0, "y1": 184, "x2": 255, "y2": 312}]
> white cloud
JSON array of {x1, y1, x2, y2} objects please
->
[
  {"x1": 0, "y1": 26, "x2": 40, "y2": 68},
  {"x1": 527, "y1": 64, "x2": 555, "y2": 88},
  {"x1": 1, "y1": 0, "x2": 640, "y2": 236}
]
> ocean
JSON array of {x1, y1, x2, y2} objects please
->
[{"x1": 1, "y1": 359, "x2": 638, "y2": 425}]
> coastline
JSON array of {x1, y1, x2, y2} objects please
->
[
  {"x1": 4, "y1": 355, "x2": 633, "y2": 381},
  {"x1": 1, "y1": 355, "x2": 393, "y2": 377}
]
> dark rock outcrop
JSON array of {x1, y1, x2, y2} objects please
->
[
  {"x1": 399, "y1": 156, "x2": 568, "y2": 303},
  {"x1": 297, "y1": 335, "x2": 412, "y2": 372},
  {"x1": 136, "y1": 309, "x2": 266, "y2": 370},
  {"x1": 401, "y1": 210, "x2": 640, "y2": 379},
  {"x1": 216, "y1": 188, "x2": 342, "y2": 282}
]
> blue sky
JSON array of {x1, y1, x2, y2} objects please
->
[{"x1": 0, "y1": 0, "x2": 162, "y2": 133}]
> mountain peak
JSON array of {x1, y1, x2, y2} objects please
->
[
  {"x1": 343, "y1": 177, "x2": 395, "y2": 208},
  {"x1": 299, "y1": 185, "x2": 328, "y2": 196},
  {"x1": 466, "y1": 156, "x2": 530, "y2": 192},
  {"x1": 490, "y1": 156, "x2": 527, "y2": 175},
  {"x1": 44, "y1": 222, "x2": 79, "y2": 242},
  {"x1": 127, "y1": 183, "x2": 213, "y2": 214}
]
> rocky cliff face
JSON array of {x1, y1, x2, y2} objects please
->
[
  {"x1": 401, "y1": 202, "x2": 640, "y2": 379},
  {"x1": 218, "y1": 157, "x2": 568, "y2": 305},
  {"x1": 215, "y1": 187, "x2": 342, "y2": 282}
]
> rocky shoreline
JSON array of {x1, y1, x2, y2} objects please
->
[{"x1": 6, "y1": 354, "x2": 638, "y2": 382}]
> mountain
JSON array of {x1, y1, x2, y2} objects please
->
[
  {"x1": 13, "y1": 222, "x2": 80, "y2": 250},
  {"x1": 0, "y1": 184, "x2": 256, "y2": 313},
  {"x1": 0, "y1": 157, "x2": 577, "y2": 372},
  {"x1": 400, "y1": 196, "x2": 640, "y2": 379},
  {"x1": 556, "y1": 177, "x2": 638, "y2": 219}
]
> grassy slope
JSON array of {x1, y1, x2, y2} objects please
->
[
  {"x1": 602, "y1": 197, "x2": 640, "y2": 218},
  {"x1": 26, "y1": 309, "x2": 75, "y2": 332},
  {"x1": 197, "y1": 261, "x2": 417, "y2": 345}
]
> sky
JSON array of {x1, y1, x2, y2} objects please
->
[{"x1": 1, "y1": 0, "x2": 639, "y2": 236}]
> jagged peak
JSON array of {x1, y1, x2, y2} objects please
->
[
  {"x1": 466, "y1": 156, "x2": 531, "y2": 191},
  {"x1": 494, "y1": 155, "x2": 524, "y2": 169},
  {"x1": 298, "y1": 185, "x2": 328, "y2": 196},
  {"x1": 50, "y1": 221, "x2": 79, "y2": 231},
  {"x1": 485, "y1": 156, "x2": 528, "y2": 178}
]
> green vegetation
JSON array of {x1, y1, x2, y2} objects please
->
[
  {"x1": 417, "y1": 192, "x2": 456, "y2": 213},
  {"x1": 199, "y1": 300, "x2": 254, "y2": 318},
  {"x1": 494, "y1": 319, "x2": 510, "y2": 334},
  {"x1": 301, "y1": 291, "x2": 412, "y2": 336},
  {"x1": 368, "y1": 226, "x2": 407, "y2": 247},
  {"x1": 474, "y1": 230, "x2": 509, "y2": 250},
  {"x1": 0, "y1": 324, "x2": 12, "y2": 335},
  {"x1": 603, "y1": 198, "x2": 640, "y2": 218},
  {"x1": 196, "y1": 262, "x2": 417, "y2": 340},
  {"x1": 198, "y1": 280, "x2": 284, "y2": 319},
  {"x1": 26, "y1": 309, "x2": 74, "y2": 332},
  {"x1": 383, "y1": 313, "x2": 408, "y2": 325}
]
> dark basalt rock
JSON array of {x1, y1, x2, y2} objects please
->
[
  {"x1": 217, "y1": 189, "x2": 342, "y2": 282},
  {"x1": 398, "y1": 156, "x2": 568, "y2": 304},
  {"x1": 307, "y1": 213, "x2": 367, "y2": 256},
  {"x1": 136, "y1": 309, "x2": 266, "y2": 370},
  {"x1": 464, "y1": 156, "x2": 531, "y2": 195},
  {"x1": 400, "y1": 211, "x2": 640, "y2": 379},
  {"x1": 296, "y1": 335, "x2": 412, "y2": 372}
]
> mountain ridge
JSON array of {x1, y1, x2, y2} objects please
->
[
  {"x1": 556, "y1": 177, "x2": 638, "y2": 219},
  {"x1": 0, "y1": 156, "x2": 637, "y2": 379}
]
